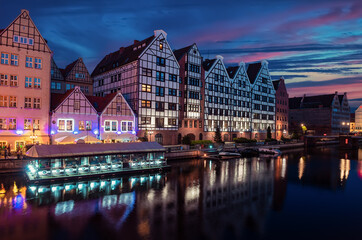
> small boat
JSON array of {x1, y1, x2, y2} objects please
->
[
  {"x1": 258, "y1": 148, "x2": 281, "y2": 157},
  {"x1": 219, "y1": 152, "x2": 241, "y2": 157}
]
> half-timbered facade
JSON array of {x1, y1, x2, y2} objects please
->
[
  {"x1": 92, "y1": 30, "x2": 180, "y2": 145},
  {"x1": 87, "y1": 92, "x2": 136, "y2": 142},
  {"x1": 226, "y1": 63, "x2": 252, "y2": 139},
  {"x1": 173, "y1": 44, "x2": 205, "y2": 143},
  {"x1": 0, "y1": 9, "x2": 52, "y2": 151},
  {"x1": 247, "y1": 61, "x2": 276, "y2": 140},
  {"x1": 50, "y1": 87, "x2": 98, "y2": 144},
  {"x1": 51, "y1": 57, "x2": 93, "y2": 95}
]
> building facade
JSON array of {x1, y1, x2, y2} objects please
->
[
  {"x1": 350, "y1": 113, "x2": 356, "y2": 133},
  {"x1": 92, "y1": 30, "x2": 180, "y2": 145},
  {"x1": 173, "y1": 44, "x2": 205, "y2": 143},
  {"x1": 289, "y1": 92, "x2": 350, "y2": 135},
  {"x1": 273, "y1": 77, "x2": 289, "y2": 140},
  {"x1": 0, "y1": 9, "x2": 52, "y2": 151},
  {"x1": 247, "y1": 61, "x2": 276, "y2": 140},
  {"x1": 51, "y1": 57, "x2": 93, "y2": 95}
]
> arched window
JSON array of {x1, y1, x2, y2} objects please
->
[
  {"x1": 155, "y1": 133, "x2": 163, "y2": 145},
  {"x1": 187, "y1": 134, "x2": 196, "y2": 141}
]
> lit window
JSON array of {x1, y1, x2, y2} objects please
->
[
  {"x1": 141, "y1": 84, "x2": 151, "y2": 92},
  {"x1": 11, "y1": 54, "x2": 18, "y2": 66},
  {"x1": 26, "y1": 57, "x2": 33, "y2": 68},
  {"x1": 51, "y1": 82, "x2": 56, "y2": 89},
  {"x1": 79, "y1": 121, "x2": 85, "y2": 130},
  {"x1": 58, "y1": 120, "x2": 65, "y2": 131},
  {"x1": 66, "y1": 120, "x2": 73, "y2": 131},
  {"x1": 8, "y1": 118, "x2": 16, "y2": 130},
  {"x1": 34, "y1": 58, "x2": 42, "y2": 69},
  {"x1": 0, "y1": 74, "x2": 8, "y2": 86},
  {"x1": 0, "y1": 96, "x2": 8, "y2": 107},
  {"x1": 24, "y1": 97, "x2": 32, "y2": 108},
  {"x1": 33, "y1": 98, "x2": 41, "y2": 109},
  {"x1": 159, "y1": 43, "x2": 163, "y2": 50},
  {"x1": 127, "y1": 122, "x2": 133, "y2": 131},
  {"x1": 141, "y1": 100, "x2": 151, "y2": 108},
  {"x1": 0, "y1": 118, "x2": 7, "y2": 130},
  {"x1": 33, "y1": 119, "x2": 40, "y2": 130},
  {"x1": 1, "y1": 53, "x2": 9, "y2": 65},
  {"x1": 25, "y1": 77, "x2": 32, "y2": 88},
  {"x1": 34, "y1": 78, "x2": 41, "y2": 88},
  {"x1": 10, "y1": 75, "x2": 18, "y2": 87},
  {"x1": 86, "y1": 121, "x2": 92, "y2": 130},
  {"x1": 75, "y1": 73, "x2": 85, "y2": 78},
  {"x1": 24, "y1": 119, "x2": 32, "y2": 130},
  {"x1": 104, "y1": 120, "x2": 118, "y2": 132},
  {"x1": 9, "y1": 96, "x2": 17, "y2": 108}
]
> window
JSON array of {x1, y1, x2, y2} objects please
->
[
  {"x1": 156, "y1": 57, "x2": 166, "y2": 66},
  {"x1": 156, "y1": 86, "x2": 164, "y2": 96},
  {"x1": 9, "y1": 75, "x2": 18, "y2": 87},
  {"x1": 169, "y1": 103, "x2": 177, "y2": 110},
  {"x1": 24, "y1": 97, "x2": 32, "y2": 108},
  {"x1": 189, "y1": 64, "x2": 200, "y2": 73},
  {"x1": 26, "y1": 57, "x2": 33, "y2": 68},
  {"x1": 51, "y1": 82, "x2": 56, "y2": 89},
  {"x1": 8, "y1": 118, "x2": 16, "y2": 130},
  {"x1": 127, "y1": 122, "x2": 133, "y2": 131},
  {"x1": 74, "y1": 101, "x2": 80, "y2": 110},
  {"x1": 0, "y1": 74, "x2": 8, "y2": 86},
  {"x1": 156, "y1": 102, "x2": 164, "y2": 111},
  {"x1": 79, "y1": 121, "x2": 85, "y2": 130},
  {"x1": 122, "y1": 121, "x2": 127, "y2": 131},
  {"x1": 141, "y1": 100, "x2": 151, "y2": 108},
  {"x1": 75, "y1": 73, "x2": 85, "y2": 78},
  {"x1": 104, "y1": 120, "x2": 118, "y2": 132},
  {"x1": 56, "y1": 82, "x2": 61, "y2": 90},
  {"x1": 155, "y1": 118, "x2": 164, "y2": 128},
  {"x1": 58, "y1": 120, "x2": 65, "y2": 131},
  {"x1": 159, "y1": 43, "x2": 163, "y2": 50},
  {"x1": 24, "y1": 119, "x2": 32, "y2": 130},
  {"x1": 169, "y1": 74, "x2": 177, "y2": 82},
  {"x1": 141, "y1": 84, "x2": 151, "y2": 92},
  {"x1": 34, "y1": 78, "x2": 41, "y2": 88},
  {"x1": 33, "y1": 119, "x2": 40, "y2": 130},
  {"x1": 25, "y1": 77, "x2": 32, "y2": 88},
  {"x1": 169, "y1": 88, "x2": 177, "y2": 96},
  {"x1": 84, "y1": 121, "x2": 91, "y2": 130},
  {"x1": 156, "y1": 71, "x2": 165, "y2": 81},
  {"x1": 1, "y1": 53, "x2": 9, "y2": 64},
  {"x1": 142, "y1": 68, "x2": 152, "y2": 77},
  {"x1": 140, "y1": 117, "x2": 151, "y2": 124},
  {"x1": 34, "y1": 58, "x2": 42, "y2": 69},
  {"x1": 11, "y1": 54, "x2": 18, "y2": 66},
  {"x1": 0, "y1": 96, "x2": 8, "y2": 107},
  {"x1": 0, "y1": 118, "x2": 7, "y2": 130},
  {"x1": 9, "y1": 96, "x2": 16, "y2": 108},
  {"x1": 33, "y1": 98, "x2": 41, "y2": 109},
  {"x1": 66, "y1": 120, "x2": 74, "y2": 131},
  {"x1": 168, "y1": 118, "x2": 177, "y2": 126}
]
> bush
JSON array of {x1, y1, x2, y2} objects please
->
[
  {"x1": 191, "y1": 140, "x2": 213, "y2": 146},
  {"x1": 264, "y1": 138, "x2": 277, "y2": 143},
  {"x1": 214, "y1": 127, "x2": 222, "y2": 143},
  {"x1": 234, "y1": 137, "x2": 257, "y2": 143}
]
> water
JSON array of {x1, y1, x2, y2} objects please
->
[{"x1": 1, "y1": 146, "x2": 362, "y2": 240}]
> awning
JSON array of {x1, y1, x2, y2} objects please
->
[
  {"x1": 77, "y1": 135, "x2": 102, "y2": 143},
  {"x1": 54, "y1": 136, "x2": 76, "y2": 144},
  {"x1": 26, "y1": 142, "x2": 165, "y2": 158},
  {"x1": 116, "y1": 133, "x2": 138, "y2": 142}
]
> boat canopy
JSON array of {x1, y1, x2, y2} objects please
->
[{"x1": 26, "y1": 142, "x2": 165, "y2": 159}]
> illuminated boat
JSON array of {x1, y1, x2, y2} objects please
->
[{"x1": 25, "y1": 142, "x2": 169, "y2": 183}]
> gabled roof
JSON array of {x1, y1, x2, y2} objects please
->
[
  {"x1": 86, "y1": 93, "x2": 117, "y2": 113},
  {"x1": 289, "y1": 94, "x2": 336, "y2": 109},
  {"x1": 272, "y1": 79, "x2": 281, "y2": 90},
  {"x1": 338, "y1": 95, "x2": 344, "y2": 104},
  {"x1": 173, "y1": 44, "x2": 193, "y2": 61},
  {"x1": 246, "y1": 62, "x2": 262, "y2": 84},
  {"x1": 226, "y1": 66, "x2": 239, "y2": 79},
  {"x1": 60, "y1": 58, "x2": 78, "y2": 77},
  {"x1": 50, "y1": 90, "x2": 74, "y2": 111},
  {"x1": 202, "y1": 59, "x2": 217, "y2": 71},
  {"x1": 91, "y1": 35, "x2": 155, "y2": 77}
]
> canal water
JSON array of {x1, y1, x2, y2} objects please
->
[{"x1": 1, "y1": 146, "x2": 362, "y2": 240}]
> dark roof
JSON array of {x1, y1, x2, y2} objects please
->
[
  {"x1": 289, "y1": 94, "x2": 336, "y2": 109},
  {"x1": 61, "y1": 59, "x2": 78, "y2": 77},
  {"x1": 226, "y1": 66, "x2": 239, "y2": 79},
  {"x1": 86, "y1": 93, "x2": 117, "y2": 112},
  {"x1": 338, "y1": 95, "x2": 344, "y2": 104},
  {"x1": 26, "y1": 142, "x2": 165, "y2": 158},
  {"x1": 202, "y1": 59, "x2": 217, "y2": 71},
  {"x1": 173, "y1": 44, "x2": 193, "y2": 61},
  {"x1": 50, "y1": 90, "x2": 74, "y2": 111},
  {"x1": 92, "y1": 35, "x2": 155, "y2": 77},
  {"x1": 246, "y1": 62, "x2": 262, "y2": 84},
  {"x1": 272, "y1": 79, "x2": 281, "y2": 90}
]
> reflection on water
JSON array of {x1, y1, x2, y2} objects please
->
[{"x1": 1, "y1": 147, "x2": 362, "y2": 240}]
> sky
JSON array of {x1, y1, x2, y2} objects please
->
[{"x1": 1, "y1": 0, "x2": 361, "y2": 110}]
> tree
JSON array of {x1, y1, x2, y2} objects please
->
[
  {"x1": 267, "y1": 126, "x2": 272, "y2": 139},
  {"x1": 182, "y1": 135, "x2": 192, "y2": 145},
  {"x1": 214, "y1": 127, "x2": 222, "y2": 143}
]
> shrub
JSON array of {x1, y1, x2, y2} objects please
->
[
  {"x1": 138, "y1": 137, "x2": 148, "y2": 142},
  {"x1": 234, "y1": 137, "x2": 257, "y2": 143},
  {"x1": 182, "y1": 135, "x2": 192, "y2": 145},
  {"x1": 214, "y1": 127, "x2": 222, "y2": 143},
  {"x1": 191, "y1": 140, "x2": 213, "y2": 146}
]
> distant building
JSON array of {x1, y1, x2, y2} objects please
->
[
  {"x1": 289, "y1": 92, "x2": 350, "y2": 135},
  {"x1": 92, "y1": 30, "x2": 180, "y2": 145},
  {"x1": 0, "y1": 9, "x2": 52, "y2": 151},
  {"x1": 273, "y1": 77, "x2": 289, "y2": 140},
  {"x1": 51, "y1": 57, "x2": 93, "y2": 95},
  {"x1": 354, "y1": 107, "x2": 362, "y2": 133},
  {"x1": 350, "y1": 113, "x2": 356, "y2": 133},
  {"x1": 173, "y1": 44, "x2": 205, "y2": 143}
]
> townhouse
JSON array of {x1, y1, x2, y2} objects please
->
[
  {"x1": 273, "y1": 77, "x2": 289, "y2": 140},
  {"x1": 0, "y1": 9, "x2": 52, "y2": 151}
]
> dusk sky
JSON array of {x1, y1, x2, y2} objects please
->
[{"x1": 1, "y1": 0, "x2": 361, "y2": 110}]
